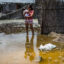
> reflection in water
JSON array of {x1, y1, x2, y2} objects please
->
[{"x1": 24, "y1": 35, "x2": 36, "y2": 61}]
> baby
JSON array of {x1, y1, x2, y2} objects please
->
[{"x1": 23, "y1": 9, "x2": 30, "y2": 17}]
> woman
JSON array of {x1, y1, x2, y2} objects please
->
[{"x1": 24, "y1": 5, "x2": 34, "y2": 35}]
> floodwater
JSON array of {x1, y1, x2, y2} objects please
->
[{"x1": 0, "y1": 32, "x2": 64, "y2": 64}]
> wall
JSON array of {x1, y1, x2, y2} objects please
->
[
  {"x1": 35, "y1": 0, "x2": 64, "y2": 34},
  {"x1": 0, "y1": 3, "x2": 37, "y2": 19}
]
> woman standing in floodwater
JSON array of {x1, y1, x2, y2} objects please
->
[{"x1": 23, "y1": 5, "x2": 34, "y2": 35}]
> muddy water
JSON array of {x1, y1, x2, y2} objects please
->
[{"x1": 0, "y1": 32, "x2": 64, "y2": 64}]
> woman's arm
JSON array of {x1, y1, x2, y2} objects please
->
[
  {"x1": 24, "y1": 10, "x2": 34, "y2": 18},
  {"x1": 29, "y1": 10, "x2": 34, "y2": 17}
]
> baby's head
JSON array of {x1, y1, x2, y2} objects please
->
[
  {"x1": 24, "y1": 10, "x2": 29, "y2": 13},
  {"x1": 23, "y1": 9, "x2": 29, "y2": 17}
]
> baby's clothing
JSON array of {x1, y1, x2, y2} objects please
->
[{"x1": 25, "y1": 13, "x2": 29, "y2": 17}]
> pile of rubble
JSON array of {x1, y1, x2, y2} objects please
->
[{"x1": 48, "y1": 32, "x2": 64, "y2": 43}]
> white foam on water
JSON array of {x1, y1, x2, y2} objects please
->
[{"x1": 39, "y1": 43, "x2": 56, "y2": 51}]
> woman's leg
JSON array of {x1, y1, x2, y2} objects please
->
[
  {"x1": 25, "y1": 22, "x2": 29, "y2": 35},
  {"x1": 30, "y1": 24, "x2": 34, "y2": 35}
]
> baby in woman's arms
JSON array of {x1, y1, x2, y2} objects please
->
[{"x1": 23, "y1": 9, "x2": 30, "y2": 17}]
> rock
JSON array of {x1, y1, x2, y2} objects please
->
[
  {"x1": 53, "y1": 36, "x2": 64, "y2": 43},
  {"x1": 0, "y1": 22, "x2": 40, "y2": 33},
  {"x1": 48, "y1": 32, "x2": 64, "y2": 43},
  {"x1": 48, "y1": 32, "x2": 61, "y2": 37}
]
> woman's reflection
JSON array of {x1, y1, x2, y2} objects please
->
[{"x1": 24, "y1": 35, "x2": 35, "y2": 61}]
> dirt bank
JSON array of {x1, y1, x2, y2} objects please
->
[{"x1": 48, "y1": 32, "x2": 64, "y2": 43}]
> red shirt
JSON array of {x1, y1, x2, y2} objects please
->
[{"x1": 25, "y1": 10, "x2": 34, "y2": 20}]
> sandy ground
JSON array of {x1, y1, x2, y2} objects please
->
[{"x1": 0, "y1": 19, "x2": 38, "y2": 24}]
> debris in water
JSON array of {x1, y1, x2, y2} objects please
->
[{"x1": 38, "y1": 43, "x2": 56, "y2": 51}]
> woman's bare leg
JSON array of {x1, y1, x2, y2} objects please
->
[
  {"x1": 30, "y1": 24, "x2": 34, "y2": 35},
  {"x1": 25, "y1": 23, "x2": 29, "y2": 35}
]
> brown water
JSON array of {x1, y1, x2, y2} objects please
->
[{"x1": 0, "y1": 32, "x2": 64, "y2": 64}]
